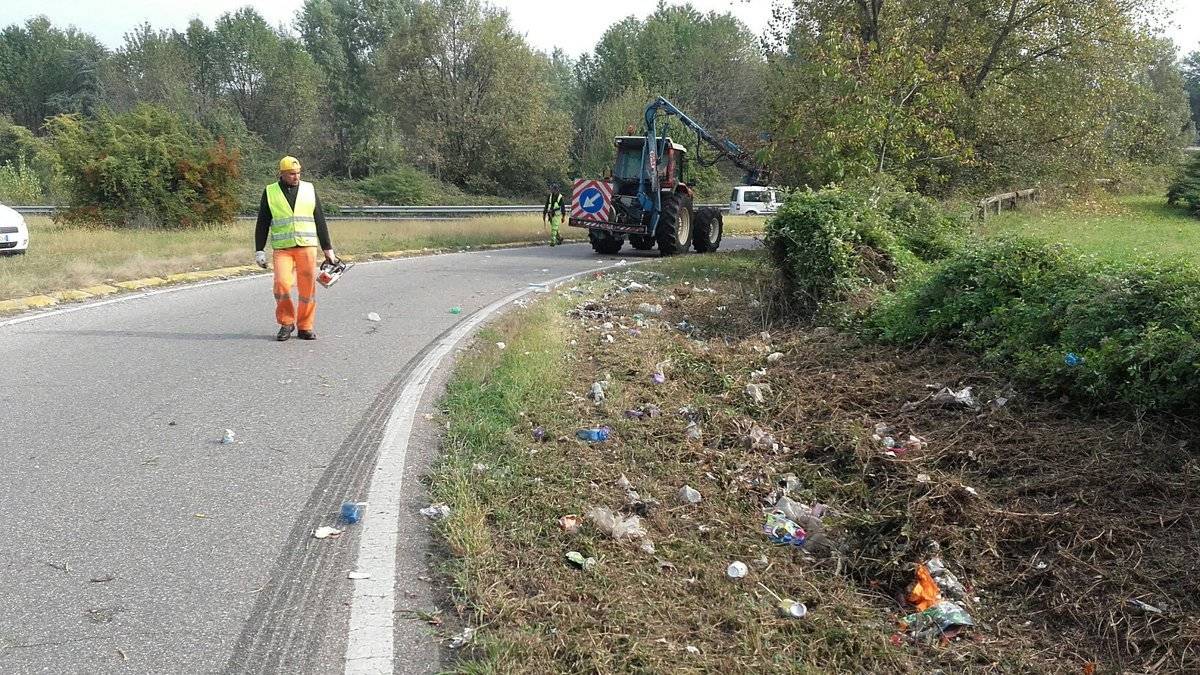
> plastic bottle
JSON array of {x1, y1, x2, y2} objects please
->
[
  {"x1": 340, "y1": 501, "x2": 365, "y2": 524},
  {"x1": 575, "y1": 427, "x2": 610, "y2": 442}
]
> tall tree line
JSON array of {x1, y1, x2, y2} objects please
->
[{"x1": 0, "y1": 0, "x2": 1192, "y2": 201}]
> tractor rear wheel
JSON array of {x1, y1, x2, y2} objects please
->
[
  {"x1": 692, "y1": 207, "x2": 723, "y2": 253},
  {"x1": 630, "y1": 234, "x2": 656, "y2": 250},
  {"x1": 589, "y1": 229, "x2": 624, "y2": 255},
  {"x1": 655, "y1": 192, "x2": 693, "y2": 256}
]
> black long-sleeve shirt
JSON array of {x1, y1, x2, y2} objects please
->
[{"x1": 254, "y1": 180, "x2": 332, "y2": 251}]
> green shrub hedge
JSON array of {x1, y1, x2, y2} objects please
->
[
  {"x1": 763, "y1": 178, "x2": 967, "y2": 313},
  {"x1": 871, "y1": 236, "x2": 1200, "y2": 411},
  {"x1": 1166, "y1": 153, "x2": 1200, "y2": 214}
]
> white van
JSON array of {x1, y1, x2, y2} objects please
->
[{"x1": 729, "y1": 186, "x2": 779, "y2": 215}]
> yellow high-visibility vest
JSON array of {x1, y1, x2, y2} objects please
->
[{"x1": 266, "y1": 181, "x2": 318, "y2": 249}]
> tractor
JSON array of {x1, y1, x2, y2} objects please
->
[{"x1": 569, "y1": 96, "x2": 770, "y2": 256}]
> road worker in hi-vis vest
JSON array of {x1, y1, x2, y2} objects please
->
[
  {"x1": 543, "y1": 183, "x2": 566, "y2": 246},
  {"x1": 254, "y1": 156, "x2": 338, "y2": 341}
]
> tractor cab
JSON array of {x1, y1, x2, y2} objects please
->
[{"x1": 611, "y1": 136, "x2": 687, "y2": 197}]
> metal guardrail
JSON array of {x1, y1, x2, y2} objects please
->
[{"x1": 11, "y1": 203, "x2": 730, "y2": 221}]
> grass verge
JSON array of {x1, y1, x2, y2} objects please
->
[
  {"x1": 979, "y1": 194, "x2": 1196, "y2": 261},
  {"x1": 429, "y1": 250, "x2": 1199, "y2": 673}
]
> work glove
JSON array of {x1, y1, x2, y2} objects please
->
[{"x1": 255, "y1": 250, "x2": 268, "y2": 268}]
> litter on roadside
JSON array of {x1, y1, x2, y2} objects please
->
[
  {"x1": 420, "y1": 503, "x2": 451, "y2": 519},
  {"x1": 766, "y1": 352, "x2": 784, "y2": 363},
  {"x1": 347, "y1": 571, "x2": 371, "y2": 580},
  {"x1": 900, "y1": 600, "x2": 975, "y2": 640},
  {"x1": 726, "y1": 561, "x2": 749, "y2": 579},
  {"x1": 745, "y1": 383, "x2": 772, "y2": 403},
  {"x1": 532, "y1": 426, "x2": 546, "y2": 441},
  {"x1": 340, "y1": 501, "x2": 366, "y2": 524},
  {"x1": 448, "y1": 627, "x2": 476, "y2": 649},
  {"x1": 744, "y1": 426, "x2": 778, "y2": 451},
  {"x1": 366, "y1": 312, "x2": 381, "y2": 322},
  {"x1": 678, "y1": 485, "x2": 702, "y2": 504},
  {"x1": 586, "y1": 506, "x2": 647, "y2": 540},
  {"x1": 588, "y1": 381, "x2": 606, "y2": 405},
  {"x1": 313, "y1": 526, "x2": 342, "y2": 539},
  {"x1": 495, "y1": 341, "x2": 506, "y2": 350},
  {"x1": 684, "y1": 422, "x2": 703, "y2": 441},
  {"x1": 220, "y1": 429, "x2": 236, "y2": 444},
  {"x1": 1127, "y1": 598, "x2": 1165, "y2": 614},
  {"x1": 763, "y1": 511, "x2": 807, "y2": 547},
  {"x1": 566, "y1": 551, "x2": 597, "y2": 571},
  {"x1": 558, "y1": 514, "x2": 582, "y2": 534},
  {"x1": 932, "y1": 386, "x2": 980, "y2": 409},
  {"x1": 449, "y1": 306, "x2": 462, "y2": 314}
]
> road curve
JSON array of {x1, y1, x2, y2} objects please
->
[{"x1": 0, "y1": 238, "x2": 759, "y2": 674}]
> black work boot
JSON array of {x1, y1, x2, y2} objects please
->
[
  {"x1": 297, "y1": 329, "x2": 317, "y2": 340},
  {"x1": 276, "y1": 324, "x2": 296, "y2": 341}
]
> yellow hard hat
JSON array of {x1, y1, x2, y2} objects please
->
[{"x1": 278, "y1": 156, "x2": 301, "y2": 173}]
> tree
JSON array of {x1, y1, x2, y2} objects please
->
[
  {"x1": 0, "y1": 17, "x2": 106, "y2": 130},
  {"x1": 764, "y1": 0, "x2": 1191, "y2": 192},
  {"x1": 46, "y1": 105, "x2": 240, "y2": 227},
  {"x1": 212, "y1": 8, "x2": 321, "y2": 151},
  {"x1": 1182, "y1": 49, "x2": 1200, "y2": 143},
  {"x1": 378, "y1": 0, "x2": 569, "y2": 195}
]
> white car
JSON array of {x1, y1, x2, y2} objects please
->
[
  {"x1": 0, "y1": 203, "x2": 29, "y2": 255},
  {"x1": 729, "y1": 186, "x2": 780, "y2": 216}
]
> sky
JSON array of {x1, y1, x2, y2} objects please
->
[{"x1": 0, "y1": 0, "x2": 1197, "y2": 57}]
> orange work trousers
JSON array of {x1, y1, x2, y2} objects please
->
[{"x1": 272, "y1": 246, "x2": 318, "y2": 330}]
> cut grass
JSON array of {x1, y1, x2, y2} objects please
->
[
  {"x1": 430, "y1": 249, "x2": 1199, "y2": 673},
  {"x1": 979, "y1": 194, "x2": 1198, "y2": 261}
]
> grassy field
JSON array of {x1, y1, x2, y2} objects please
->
[
  {"x1": 979, "y1": 194, "x2": 1198, "y2": 261},
  {"x1": 428, "y1": 250, "x2": 1198, "y2": 672},
  {"x1": 0, "y1": 213, "x2": 765, "y2": 301}
]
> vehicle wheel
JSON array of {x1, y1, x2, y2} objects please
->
[
  {"x1": 745, "y1": 210, "x2": 758, "y2": 216},
  {"x1": 629, "y1": 234, "x2": 656, "y2": 250},
  {"x1": 655, "y1": 192, "x2": 693, "y2": 256},
  {"x1": 692, "y1": 207, "x2": 723, "y2": 253},
  {"x1": 589, "y1": 229, "x2": 624, "y2": 255}
]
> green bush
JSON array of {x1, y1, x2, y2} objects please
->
[
  {"x1": 763, "y1": 179, "x2": 967, "y2": 314},
  {"x1": 1166, "y1": 152, "x2": 1200, "y2": 214},
  {"x1": 0, "y1": 156, "x2": 43, "y2": 203},
  {"x1": 360, "y1": 166, "x2": 445, "y2": 205},
  {"x1": 871, "y1": 236, "x2": 1200, "y2": 411},
  {"x1": 46, "y1": 105, "x2": 240, "y2": 227}
]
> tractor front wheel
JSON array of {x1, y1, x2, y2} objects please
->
[
  {"x1": 692, "y1": 207, "x2": 723, "y2": 253},
  {"x1": 655, "y1": 192, "x2": 693, "y2": 256}
]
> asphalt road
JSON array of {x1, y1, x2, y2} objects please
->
[{"x1": 0, "y1": 236, "x2": 759, "y2": 674}]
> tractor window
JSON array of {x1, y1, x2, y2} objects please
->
[{"x1": 613, "y1": 148, "x2": 643, "y2": 180}]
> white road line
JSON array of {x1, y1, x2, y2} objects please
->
[{"x1": 342, "y1": 264, "x2": 633, "y2": 674}]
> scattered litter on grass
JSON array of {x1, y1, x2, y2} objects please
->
[
  {"x1": 901, "y1": 600, "x2": 975, "y2": 640},
  {"x1": 932, "y1": 386, "x2": 980, "y2": 409},
  {"x1": 1127, "y1": 598, "x2": 1165, "y2": 614},
  {"x1": 684, "y1": 422, "x2": 703, "y2": 441},
  {"x1": 686, "y1": 645, "x2": 700, "y2": 655},
  {"x1": 588, "y1": 381, "x2": 606, "y2": 405},
  {"x1": 220, "y1": 429, "x2": 236, "y2": 444},
  {"x1": 763, "y1": 511, "x2": 807, "y2": 547},
  {"x1": 449, "y1": 306, "x2": 462, "y2": 314},
  {"x1": 726, "y1": 561, "x2": 749, "y2": 579},
  {"x1": 621, "y1": 282, "x2": 652, "y2": 293},
  {"x1": 420, "y1": 503, "x2": 451, "y2": 519},
  {"x1": 651, "y1": 372, "x2": 666, "y2": 384},
  {"x1": 575, "y1": 426, "x2": 611, "y2": 442},
  {"x1": 745, "y1": 383, "x2": 772, "y2": 403},
  {"x1": 678, "y1": 485, "x2": 702, "y2": 504},
  {"x1": 532, "y1": 426, "x2": 546, "y2": 442},
  {"x1": 496, "y1": 341, "x2": 506, "y2": 350},
  {"x1": 313, "y1": 526, "x2": 342, "y2": 539},
  {"x1": 448, "y1": 627, "x2": 476, "y2": 649},
  {"x1": 366, "y1": 312, "x2": 381, "y2": 322},
  {"x1": 766, "y1": 352, "x2": 784, "y2": 363},
  {"x1": 471, "y1": 462, "x2": 488, "y2": 475},
  {"x1": 744, "y1": 426, "x2": 777, "y2": 451},
  {"x1": 639, "y1": 540, "x2": 657, "y2": 555},
  {"x1": 779, "y1": 600, "x2": 807, "y2": 619},
  {"x1": 566, "y1": 551, "x2": 597, "y2": 571},
  {"x1": 1064, "y1": 352, "x2": 1084, "y2": 367},
  {"x1": 558, "y1": 514, "x2": 582, "y2": 534},
  {"x1": 586, "y1": 506, "x2": 647, "y2": 540}
]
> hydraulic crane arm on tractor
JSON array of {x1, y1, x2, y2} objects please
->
[{"x1": 570, "y1": 96, "x2": 771, "y2": 257}]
